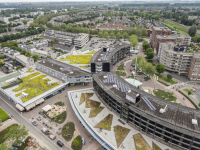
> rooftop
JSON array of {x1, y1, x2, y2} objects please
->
[
  {"x1": 37, "y1": 59, "x2": 90, "y2": 77},
  {"x1": 156, "y1": 34, "x2": 190, "y2": 40},
  {"x1": 0, "y1": 72, "x2": 21, "y2": 83},
  {"x1": 153, "y1": 26, "x2": 172, "y2": 31},
  {"x1": 93, "y1": 72, "x2": 200, "y2": 135}
]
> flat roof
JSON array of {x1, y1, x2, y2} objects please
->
[
  {"x1": 93, "y1": 72, "x2": 200, "y2": 134},
  {"x1": 37, "y1": 59, "x2": 91, "y2": 77},
  {"x1": 0, "y1": 72, "x2": 21, "y2": 83},
  {"x1": 153, "y1": 26, "x2": 172, "y2": 31},
  {"x1": 157, "y1": 34, "x2": 190, "y2": 40}
]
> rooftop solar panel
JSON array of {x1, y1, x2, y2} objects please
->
[
  {"x1": 142, "y1": 97, "x2": 153, "y2": 110},
  {"x1": 144, "y1": 96, "x2": 156, "y2": 110}
]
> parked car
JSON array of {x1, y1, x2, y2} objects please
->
[
  {"x1": 49, "y1": 134, "x2": 56, "y2": 140},
  {"x1": 82, "y1": 138, "x2": 85, "y2": 144},
  {"x1": 130, "y1": 69, "x2": 133, "y2": 72},
  {"x1": 41, "y1": 128, "x2": 50, "y2": 135},
  {"x1": 190, "y1": 89, "x2": 196, "y2": 92},
  {"x1": 57, "y1": 140, "x2": 64, "y2": 147},
  {"x1": 36, "y1": 117, "x2": 41, "y2": 121},
  {"x1": 32, "y1": 121, "x2": 38, "y2": 126}
]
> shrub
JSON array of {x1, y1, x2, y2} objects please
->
[
  {"x1": 178, "y1": 91, "x2": 199, "y2": 110},
  {"x1": 157, "y1": 80, "x2": 169, "y2": 86},
  {"x1": 71, "y1": 135, "x2": 82, "y2": 150},
  {"x1": 62, "y1": 122, "x2": 75, "y2": 141}
]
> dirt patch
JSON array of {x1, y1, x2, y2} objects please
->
[
  {"x1": 89, "y1": 107, "x2": 104, "y2": 118},
  {"x1": 95, "y1": 114, "x2": 113, "y2": 130},
  {"x1": 133, "y1": 133, "x2": 151, "y2": 150},
  {"x1": 114, "y1": 125, "x2": 130, "y2": 147}
]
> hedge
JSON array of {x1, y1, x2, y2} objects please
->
[
  {"x1": 178, "y1": 91, "x2": 199, "y2": 110},
  {"x1": 157, "y1": 80, "x2": 169, "y2": 86}
]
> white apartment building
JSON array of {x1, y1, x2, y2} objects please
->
[
  {"x1": 0, "y1": 17, "x2": 9, "y2": 23},
  {"x1": 51, "y1": 10, "x2": 58, "y2": 13}
]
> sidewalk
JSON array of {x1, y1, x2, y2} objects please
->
[{"x1": 0, "y1": 119, "x2": 16, "y2": 132}]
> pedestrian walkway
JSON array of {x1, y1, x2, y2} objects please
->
[{"x1": 0, "y1": 119, "x2": 16, "y2": 132}]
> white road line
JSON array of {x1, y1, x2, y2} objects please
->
[{"x1": 0, "y1": 96, "x2": 71, "y2": 150}]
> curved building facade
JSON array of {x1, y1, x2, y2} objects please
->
[{"x1": 93, "y1": 72, "x2": 200, "y2": 150}]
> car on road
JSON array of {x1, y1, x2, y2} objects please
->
[
  {"x1": 49, "y1": 134, "x2": 56, "y2": 140},
  {"x1": 191, "y1": 89, "x2": 196, "y2": 92},
  {"x1": 130, "y1": 69, "x2": 133, "y2": 72},
  {"x1": 131, "y1": 64, "x2": 135, "y2": 67},
  {"x1": 32, "y1": 121, "x2": 38, "y2": 126},
  {"x1": 57, "y1": 140, "x2": 64, "y2": 147}
]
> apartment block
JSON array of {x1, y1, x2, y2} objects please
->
[{"x1": 188, "y1": 55, "x2": 200, "y2": 80}]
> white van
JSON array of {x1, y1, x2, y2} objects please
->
[{"x1": 49, "y1": 134, "x2": 56, "y2": 140}]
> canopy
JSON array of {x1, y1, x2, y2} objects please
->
[
  {"x1": 25, "y1": 103, "x2": 36, "y2": 111},
  {"x1": 125, "y1": 79, "x2": 142, "y2": 87},
  {"x1": 42, "y1": 104, "x2": 52, "y2": 112},
  {"x1": 35, "y1": 98, "x2": 44, "y2": 105},
  {"x1": 16, "y1": 104, "x2": 24, "y2": 111}
]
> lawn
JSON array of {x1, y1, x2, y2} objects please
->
[
  {"x1": 114, "y1": 125, "x2": 130, "y2": 147},
  {"x1": 0, "y1": 108, "x2": 9, "y2": 122},
  {"x1": 117, "y1": 65, "x2": 125, "y2": 71},
  {"x1": 71, "y1": 135, "x2": 82, "y2": 150},
  {"x1": 183, "y1": 88, "x2": 194, "y2": 95},
  {"x1": 160, "y1": 20, "x2": 189, "y2": 35},
  {"x1": 62, "y1": 122, "x2": 75, "y2": 142},
  {"x1": 60, "y1": 55, "x2": 92, "y2": 64},
  {"x1": 155, "y1": 73, "x2": 176, "y2": 84},
  {"x1": 79, "y1": 93, "x2": 94, "y2": 105},
  {"x1": 89, "y1": 107, "x2": 104, "y2": 118},
  {"x1": 95, "y1": 114, "x2": 113, "y2": 130},
  {"x1": 153, "y1": 142, "x2": 162, "y2": 150},
  {"x1": 133, "y1": 133, "x2": 151, "y2": 150},
  {"x1": 116, "y1": 71, "x2": 126, "y2": 76},
  {"x1": 86, "y1": 51, "x2": 97, "y2": 54},
  {"x1": 153, "y1": 89, "x2": 177, "y2": 102},
  {"x1": 13, "y1": 72, "x2": 59, "y2": 102}
]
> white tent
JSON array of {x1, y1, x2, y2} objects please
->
[
  {"x1": 42, "y1": 104, "x2": 52, "y2": 112},
  {"x1": 16, "y1": 104, "x2": 24, "y2": 111}
]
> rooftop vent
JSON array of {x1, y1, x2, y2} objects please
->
[
  {"x1": 119, "y1": 43, "x2": 122, "y2": 45},
  {"x1": 192, "y1": 119, "x2": 198, "y2": 126},
  {"x1": 43, "y1": 61, "x2": 45, "y2": 63},
  {"x1": 128, "y1": 90, "x2": 131, "y2": 93},
  {"x1": 159, "y1": 105, "x2": 168, "y2": 114},
  {"x1": 103, "y1": 76, "x2": 107, "y2": 79},
  {"x1": 70, "y1": 71, "x2": 73, "y2": 74},
  {"x1": 60, "y1": 68, "x2": 63, "y2": 70},
  {"x1": 98, "y1": 59, "x2": 101, "y2": 61},
  {"x1": 100, "y1": 54, "x2": 103, "y2": 56},
  {"x1": 113, "y1": 84, "x2": 117, "y2": 88},
  {"x1": 52, "y1": 64, "x2": 53, "y2": 66}
]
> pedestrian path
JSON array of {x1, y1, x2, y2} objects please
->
[{"x1": 0, "y1": 119, "x2": 16, "y2": 132}]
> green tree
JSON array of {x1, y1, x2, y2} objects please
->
[
  {"x1": 145, "y1": 63, "x2": 155, "y2": 76},
  {"x1": 188, "y1": 25, "x2": 197, "y2": 37},
  {"x1": 116, "y1": 32, "x2": 121, "y2": 39},
  {"x1": 188, "y1": 91, "x2": 192, "y2": 96},
  {"x1": 0, "y1": 143, "x2": 9, "y2": 150},
  {"x1": 61, "y1": 23, "x2": 67, "y2": 30},
  {"x1": 145, "y1": 48, "x2": 153, "y2": 54},
  {"x1": 5, "y1": 125, "x2": 28, "y2": 146},
  {"x1": 141, "y1": 28, "x2": 147, "y2": 37},
  {"x1": 129, "y1": 35, "x2": 138, "y2": 47},
  {"x1": 32, "y1": 54, "x2": 39, "y2": 62},
  {"x1": 142, "y1": 41, "x2": 150, "y2": 51},
  {"x1": 98, "y1": 31, "x2": 103, "y2": 38},
  {"x1": 89, "y1": 34, "x2": 92, "y2": 40},
  {"x1": 21, "y1": 50, "x2": 27, "y2": 55},
  {"x1": 103, "y1": 31, "x2": 109, "y2": 38},
  {"x1": 131, "y1": 23, "x2": 135, "y2": 27},
  {"x1": 23, "y1": 20, "x2": 28, "y2": 25},
  {"x1": 167, "y1": 74, "x2": 173, "y2": 80},
  {"x1": 109, "y1": 32, "x2": 115, "y2": 39},
  {"x1": 73, "y1": 139, "x2": 80, "y2": 148},
  {"x1": 135, "y1": 29, "x2": 142, "y2": 39},
  {"x1": 156, "y1": 63, "x2": 165, "y2": 75},
  {"x1": 25, "y1": 51, "x2": 32, "y2": 57},
  {"x1": 0, "y1": 60, "x2": 4, "y2": 68},
  {"x1": 46, "y1": 22, "x2": 53, "y2": 28},
  {"x1": 146, "y1": 51, "x2": 154, "y2": 59},
  {"x1": 122, "y1": 32, "x2": 129, "y2": 39}
]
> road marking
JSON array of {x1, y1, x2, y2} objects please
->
[{"x1": 0, "y1": 96, "x2": 70, "y2": 150}]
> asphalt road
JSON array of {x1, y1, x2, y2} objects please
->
[{"x1": 0, "y1": 94, "x2": 70, "y2": 150}]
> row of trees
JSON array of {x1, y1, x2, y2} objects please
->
[{"x1": 0, "y1": 27, "x2": 45, "y2": 43}]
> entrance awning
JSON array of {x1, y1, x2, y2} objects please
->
[
  {"x1": 25, "y1": 103, "x2": 36, "y2": 111},
  {"x1": 16, "y1": 104, "x2": 24, "y2": 111},
  {"x1": 35, "y1": 98, "x2": 44, "y2": 105}
]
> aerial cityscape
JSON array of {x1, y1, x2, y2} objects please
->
[{"x1": 0, "y1": 1, "x2": 200, "y2": 150}]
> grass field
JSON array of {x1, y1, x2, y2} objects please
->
[
  {"x1": 160, "y1": 20, "x2": 189, "y2": 35},
  {"x1": 117, "y1": 65, "x2": 125, "y2": 71},
  {"x1": 153, "y1": 89, "x2": 177, "y2": 102},
  {"x1": 155, "y1": 73, "x2": 176, "y2": 84},
  {"x1": 13, "y1": 72, "x2": 59, "y2": 102},
  {"x1": 116, "y1": 71, "x2": 126, "y2": 76},
  {"x1": 0, "y1": 108, "x2": 9, "y2": 122},
  {"x1": 60, "y1": 55, "x2": 92, "y2": 64}
]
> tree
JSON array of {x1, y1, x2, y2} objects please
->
[
  {"x1": 142, "y1": 41, "x2": 150, "y2": 51},
  {"x1": 61, "y1": 23, "x2": 67, "y2": 30},
  {"x1": 0, "y1": 60, "x2": 4, "y2": 68},
  {"x1": 25, "y1": 51, "x2": 32, "y2": 57},
  {"x1": 23, "y1": 20, "x2": 28, "y2": 25},
  {"x1": 32, "y1": 54, "x2": 39, "y2": 62},
  {"x1": 122, "y1": 32, "x2": 129, "y2": 39},
  {"x1": 0, "y1": 143, "x2": 9, "y2": 150},
  {"x1": 131, "y1": 23, "x2": 135, "y2": 27},
  {"x1": 156, "y1": 63, "x2": 165, "y2": 75},
  {"x1": 146, "y1": 51, "x2": 154, "y2": 59},
  {"x1": 167, "y1": 74, "x2": 173, "y2": 80},
  {"x1": 89, "y1": 34, "x2": 92, "y2": 40},
  {"x1": 110, "y1": 32, "x2": 115, "y2": 39},
  {"x1": 145, "y1": 48, "x2": 153, "y2": 54},
  {"x1": 21, "y1": 50, "x2": 27, "y2": 55},
  {"x1": 46, "y1": 22, "x2": 53, "y2": 28},
  {"x1": 5, "y1": 125, "x2": 28, "y2": 146},
  {"x1": 188, "y1": 91, "x2": 192, "y2": 96},
  {"x1": 145, "y1": 63, "x2": 155, "y2": 76},
  {"x1": 116, "y1": 32, "x2": 121, "y2": 39},
  {"x1": 188, "y1": 25, "x2": 197, "y2": 37},
  {"x1": 103, "y1": 31, "x2": 109, "y2": 38},
  {"x1": 129, "y1": 35, "x2": 138, "y2": 47},
  {"x1": 98, "y1": 31, "x2": 103, "y2": 38},
  {"x1": 135, "y1": 29, "x2": 142, "y2": 39},
  {"x1": 73, "y1": 139, "x2": 80, "y2": 148},
  {"x1": 141, "y1": 28, "x2": 148, "y2": 37}
]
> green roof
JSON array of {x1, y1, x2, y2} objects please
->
[
  {"x1": 0, "y1": 72, "x2": 21, "y2": 83},
  {"x1": 80, "y1": 47, "x2": 92, "y2": 52}
]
